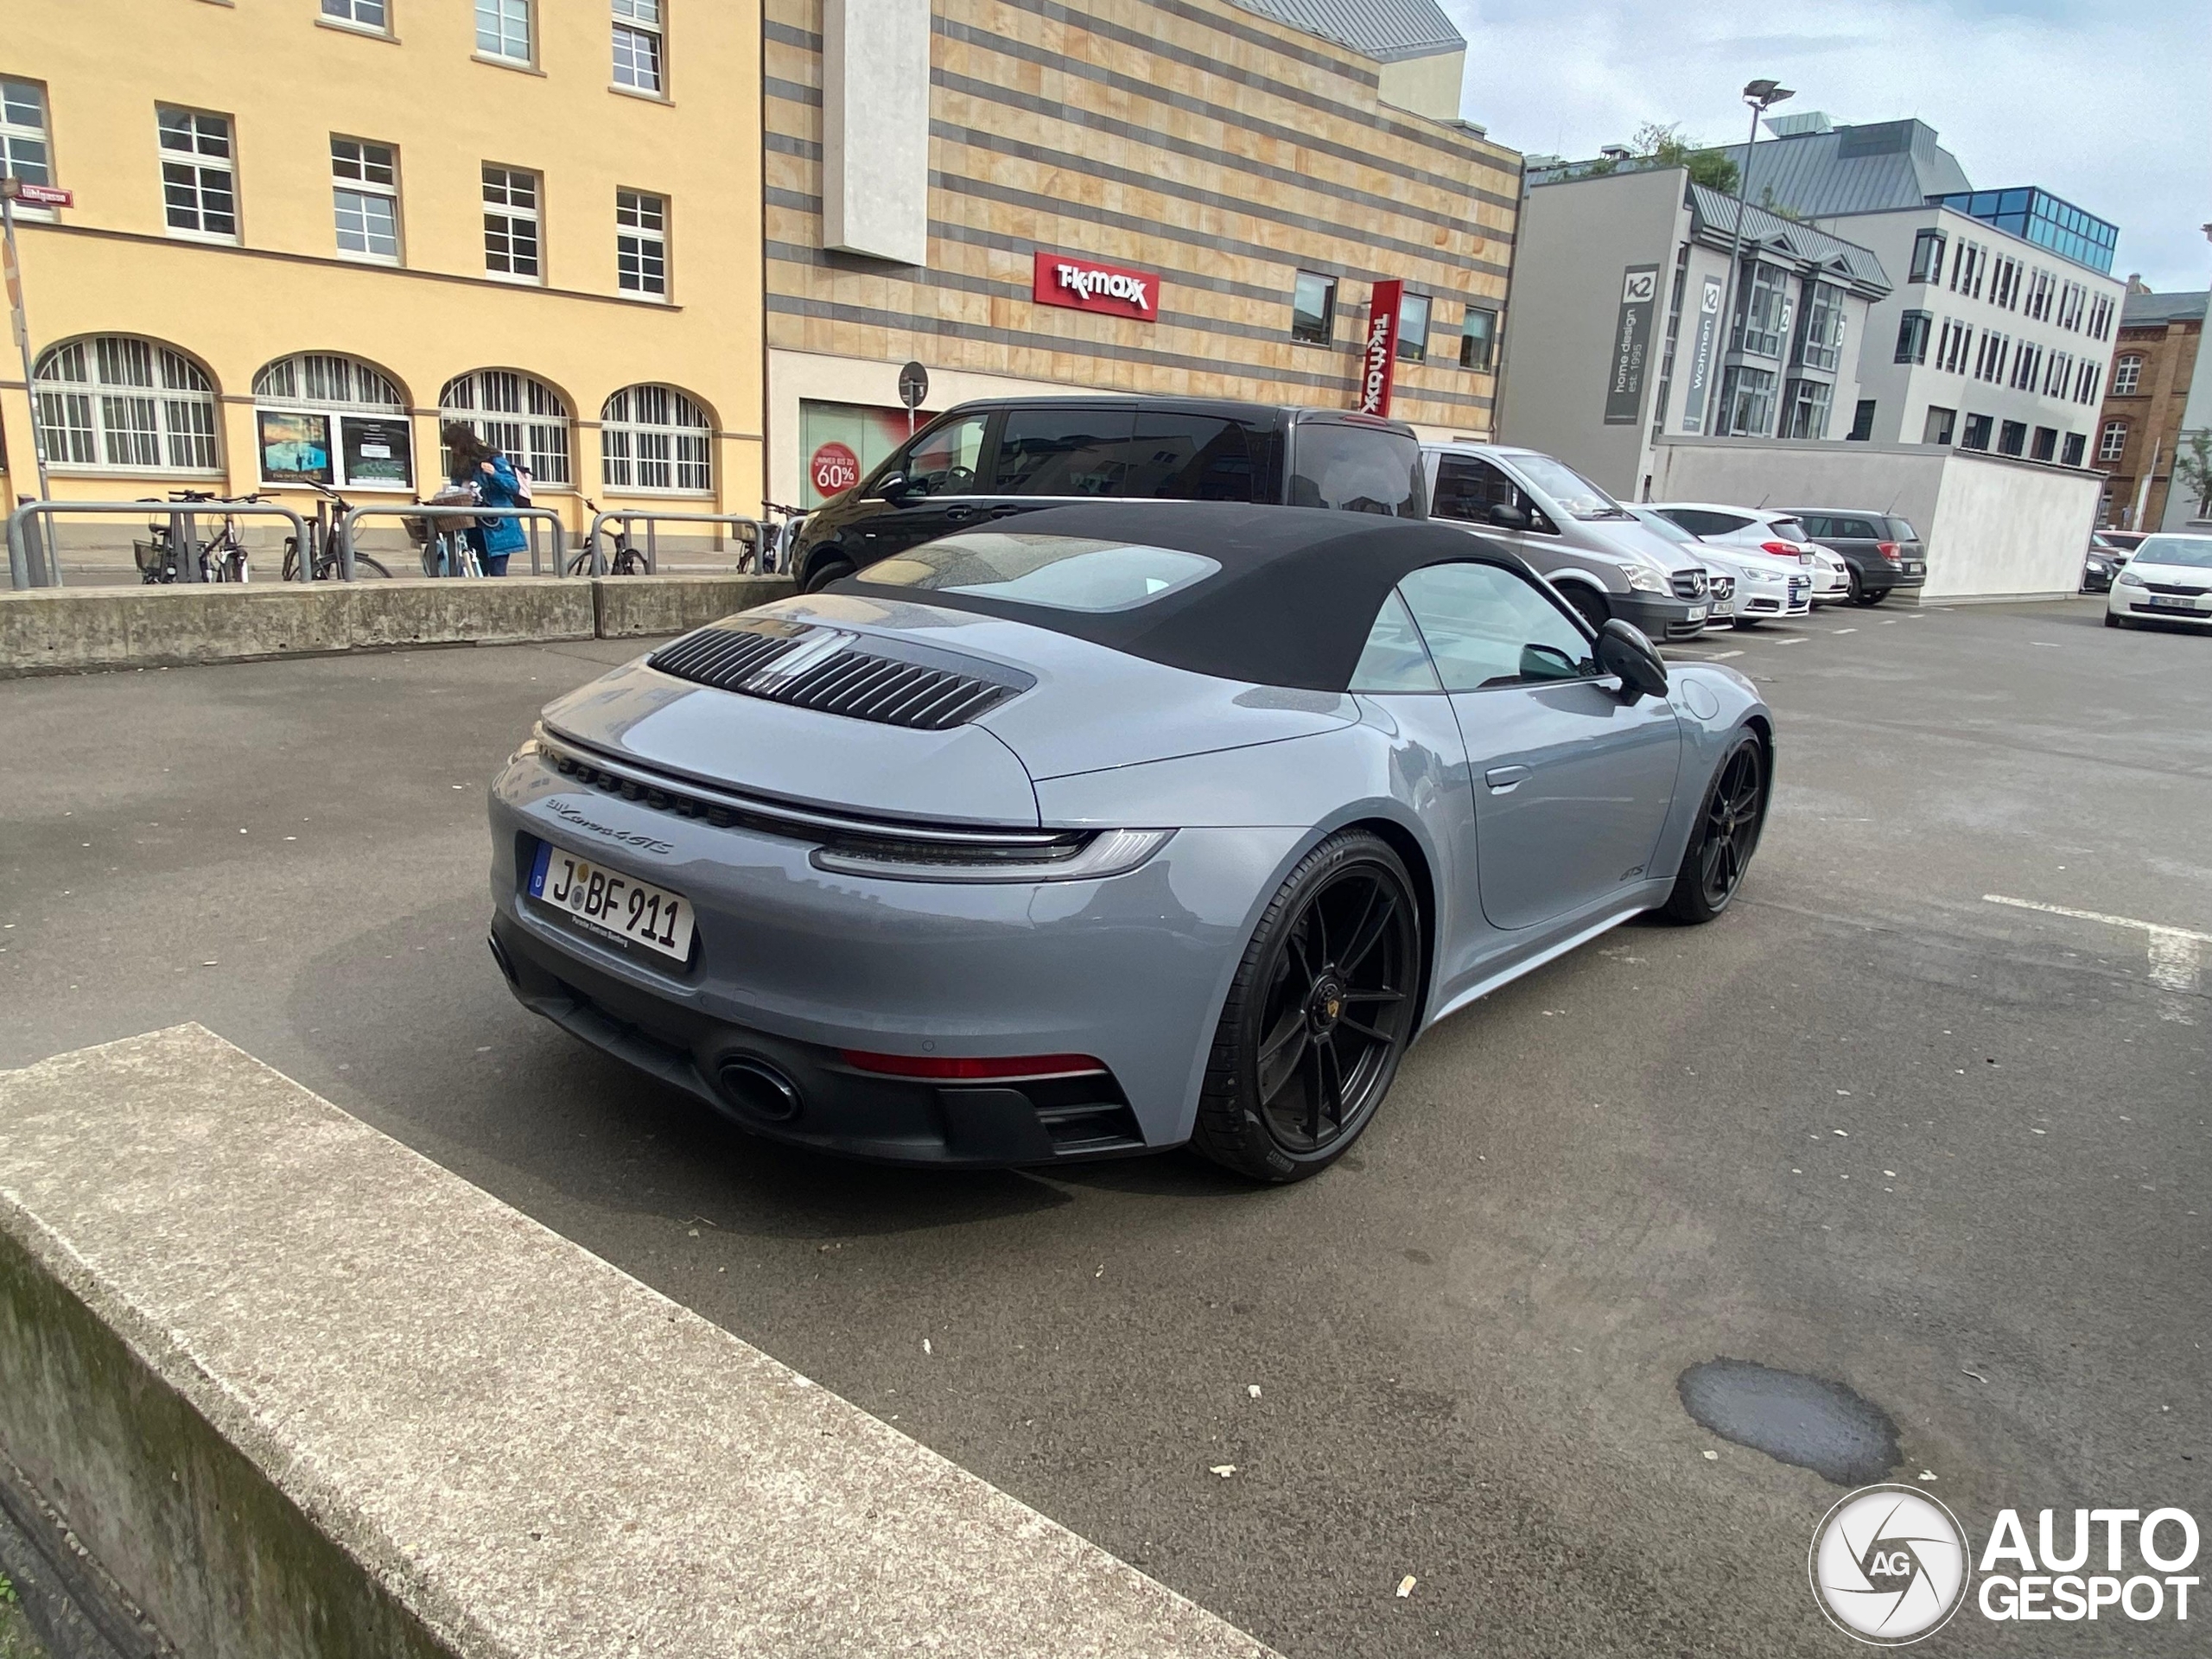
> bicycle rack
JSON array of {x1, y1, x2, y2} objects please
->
[
  {"x1": 334, "y1": 504, "x2": 570, "y2": 579},
  {"x1": 581, "y1": 509, "x2": 772, "y2": 576},
  {"x1": 6, "y1": 499, "x2": 312, "y2": 591}
]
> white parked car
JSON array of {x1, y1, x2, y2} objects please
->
[
  {"x1": 2106, "y1": 533, "x2": 2212, "y2": 630},
  {"x1": 1643, "y1": 503, "x2": 1815, "y2": 621}
]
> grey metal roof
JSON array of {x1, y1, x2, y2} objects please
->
[
  {"x1": 2121, "y1": 289, "x2": 2209, "y2": 326},
  {"x1": 1230, "y1": 0, "x2": 1464, "y2": 61},
  {"x1": 1688, "y1": 185, "x2": 1892, "y2": 292},
  {"x1": 1713, "y1": 119, "x2": 1973, "y2": 218}
]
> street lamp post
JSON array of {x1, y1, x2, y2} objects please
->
[{"x1": 1711, "y1": 79, "x2": 1793, "y2": 436}]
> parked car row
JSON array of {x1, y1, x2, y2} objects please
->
[
  {"x1": 2082, "y1": 529, "x2": 2145, "y2": 593},
  {"x1": 2103, "y1": 533, "x2": 2212, "y2": 630},
  {"x1": 788, "y1": 397, "x2": 1927, "y2": 646}
]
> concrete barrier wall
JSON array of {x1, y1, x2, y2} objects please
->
[
  {"x1": 0, "y1": 1027, "x2": 1274, "y2": 1659},
  {"x1": 0, "y1": 575, "x2": 791, "y2": 677}
]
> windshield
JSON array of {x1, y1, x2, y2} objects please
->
[
  {"x1": 1626, "y1": 505, "x2": 1697, "y2": 545},
  {"x1": 2133, "y1": 535, "x2": 2212, "y2": 569},
  {"x1": 861, "y1": 531, "x2": 1220, "y2": 611},
  {"x1": 1509, "y1": 454, "x2": 1633, "y2": 520},
  {"x1": 1766, "y1": 517, "x2": 1809, "y2": 541}
]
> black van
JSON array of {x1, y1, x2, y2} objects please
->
[{"x1": 790, "y1": 397, "x2": 1427, "y2": 591}]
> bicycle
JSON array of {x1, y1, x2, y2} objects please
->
[
  {"x1": 401, "y1": 493, "x2": 485, "y2": 578},
  {"x1": 281, "y1": 480, "x2": 392, "y2": 582},
  {"x1": 133, "y1": 491, "x2": 255, "y2": 584},
  {"x1": 565, "y1": 499, "x2": 646, "y2": 575},
  {"x1": 758, "y1": 500, "x2": 809, "y2": 575}
]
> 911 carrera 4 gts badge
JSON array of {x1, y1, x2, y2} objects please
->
[{"x1": 543, "y1": 798, "x2": 676, "y2": 857}]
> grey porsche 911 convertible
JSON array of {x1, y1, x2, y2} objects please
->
[{"x1": 487, "y1": 501, "x2": 1771, "y2": 1182}]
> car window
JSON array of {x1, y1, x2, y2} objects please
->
[
  {"x1": 1121, "y1": 414, "x2": 1256, "y2": 502},
  {"x1": 1506, "y1": 454, "x2": 1634, "y2": 520},
  {"x1": 1885, "y1": 518, "x2": 1918, "y2": 542},
  {"x1": 862, "y1": 531, "x2": 1221, "y2": 609},
  {"x1": 1347, "y1": 590, "x2": 1442, "y2": 693},
  {"x1": 988, "y1": 407, "x2": 1139, "y2": 496},
  {"x1": 1664, "y1": 508, "x2": 1750, "y2": 537},
  {"x1": 1766, "y1": 516, "x2": 1809, "y2": 541},
  {"x1": 1431, "y1": 454, "x2": 1554, "y2": 532},
  {"x1": 1627, "y1": 506, "x2": 1698, "y2": 545},
  {"x1": 888, "y1": 413, "x2": 988, "y2": 499},
  {"x1": 1796, "y1": 515, "x2": 1830, "y2": 537},
  {"x1": 1830, "y1": 517, "x2": 1881, "y2": 539},
  {"x1": 1287, "y1": 423, "x2": 1424, "y2": 516},
  {"x1": 1397, "y1": 563, "x2": 1597, "y2": 692}
]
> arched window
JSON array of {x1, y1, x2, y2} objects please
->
[
  {"x1": 601, "y1": 384, "x2": 711, "y2": 493},
  {"x1": 2099, "y1": 420, "x2": 2128, "y2": 463},
  {"x1": 251, "y1": 351, "x2": 412, "y2": 488},
  {"x1": 34, "y1": 335, "x2": 219, "y2": 473},
  {"x1": 2111, "y1": 354, "x2": 2142, "y2": 397},
  {"x1": 440, "y1": 369, "x2": 571, "y2": 486}
]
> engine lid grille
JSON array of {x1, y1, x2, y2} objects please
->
[{"x1": 647, "y1": 619, "x2": 1033, "y2": 731}]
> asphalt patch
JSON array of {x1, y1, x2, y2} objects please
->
[{"x1": 1676, "y1": 1358, "x2": 1900, "y2": 1485}]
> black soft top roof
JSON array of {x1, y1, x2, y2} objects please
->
[{"x1": 838, "y1": 501, "x2": 1519, "y2": 693}]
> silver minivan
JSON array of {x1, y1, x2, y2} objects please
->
[{"x1": 1421, "y1": 443, "x2": 1713, "y2": 641}]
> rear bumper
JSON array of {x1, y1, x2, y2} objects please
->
[{"x1": 488, "y1": 749, "x2": 1299, "y2": 1163}]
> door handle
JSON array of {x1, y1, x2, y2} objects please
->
[
  {"x1": 943, "y1": 505, "x2": 977, "y2": 523},
  {"x1": 987, "y1": 503, "x2": 1027, "y2": 518},
  {"x1": 1485, "y1": 765, "x2": 1531, "y2": 793}
]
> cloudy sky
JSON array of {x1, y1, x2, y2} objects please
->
[{"x1": 1439, "y1": 0, "x2": 2212, "y2": 290}]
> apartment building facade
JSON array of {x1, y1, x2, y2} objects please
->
[
  {"x1": 0, "y1": 0, "x2": 763, "y2": 537},
  {"x1": 762, "y1": 0, "x2": 1521, "y2": 506},
  {"x1": 2092, "y1": 288, "x2": 2208, "y2": 528}
]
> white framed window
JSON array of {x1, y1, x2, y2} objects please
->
[
  {"x1": 2075, "y1": 361, "x2": 2100, "y2": 405},
  {"x1": 476, "y1": 0, "x2": 534, "y2": 64},
  {"x1": 615, "y1": 188, "x2": 667, "y2": 296},
  {"x1": 2098, "y1": 420, "x2": 2127, "y2": 462},
  {"x1": 2057, "y1": 282, "x2": 2086, "y2": 332},
  {"x1": 321, "y1": 0, "x2": 390, "y2": 31},
  {"x1": 331, "y1": 136, "x2": 401, "y2": 261},
  {"x1": 1, "y1": 79, "x2": 54, "y2": 220},
  {"x1": 481, "y1": 164, "x2": 540, "y2": 281},
  {"x1": 441, "y1": 369, "x2": 571, "y2": 486},
  {"x1": 613, "y1": 0, "x2": 664, "y2": 92},
  {"x1": 2087, "y1": 294, "x2": 2114, "y2": 340},
  {"x1": 2024, "y1": 269, "x2": 2054, "y2": 323},
  {"x1": 601, "y1": 384, "x2": 710, "y2": 493},
  {"x1": 35, "y1": 335, "x2": 220, "y2": 474},
  {"x1": 2112, "y1": 354, "x2": 2142, "y2": 396},
  {"x1": 252, "y1": 352, "x2": 413, "y2": 491},
  {"x1": 2044, "y1": 350, "x2": 2072, "y2": 399},
  {"x1": 156, "y1": 106, "x2": 237, "y2": 242}
]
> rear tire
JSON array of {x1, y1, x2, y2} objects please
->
[
  {"x1": 352, "y1": 554, "x2": 391, "y2": 579},
  {"x1": 1852, "y1": 586, "x2": 1888, "y2": 606},
  {"x1": 1562, "y1": 585, "x2": 1611, "y2": 630},
  {"x1": 803, "y1": 556, "x2": 856, "y2": 594},
  {"x1": 1661, "y1": 734, "x2": 1767, "y2": 925},
  {"x1": 1190, "y1": 830, "x2": 1422, "y2": 1184}
]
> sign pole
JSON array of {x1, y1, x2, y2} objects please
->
[{"x1": 2, "y1": 184, "x2": 61, "y2": 584}]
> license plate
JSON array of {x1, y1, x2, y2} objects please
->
[
  {"x1": 1688, "y1": 606, "x2": 1707, "y2": 621},
  {"x1": 530, "y1": 843, "x2": 695, "y2": 962},
  {"x1": 2149, "y1": 594, "x2": 2198, "y2": 610},
  {"x1": 1905, "y1": 562, "x2": 1924, "y2": 574}
]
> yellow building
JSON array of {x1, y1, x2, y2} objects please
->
[{"x1": 0, "y1": 0, "x2": 762, "y2": 567}]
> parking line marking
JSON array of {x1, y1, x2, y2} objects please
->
[
  {"x1": 1983, "y1": 894, "x2": 2209, "y2": 995},
  {"x1": 1772, "y1": 637, "x2": 1806, "y2": 645},
  {"x1": 1831, "y1": 627, "x2": 1857, "y2": 634},
  {"x1": 1705, "y1": 650, "x2": 1743, "y2": 660}
]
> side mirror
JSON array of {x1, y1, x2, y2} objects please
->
[
  {"x1": 874, "y1": 471, "x2": 913, "y2": 504},
  {"x1": 1487, "y1": 501, "x2": 1529, "y2": 531},
  {"x1": 1596, "y1": 619, "x2": 1668, "y2": 701},
  {"x1": 1517, "y1": 642, "x2": 1584, "y2": 683}
]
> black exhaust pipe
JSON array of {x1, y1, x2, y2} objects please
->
[{"x1": 715, "y1": 1057, "x2": 803, "y2": 1122}]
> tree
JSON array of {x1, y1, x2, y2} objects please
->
[
  {"x1": 2173, "y1": 429, "x2": 2212, "y2": 518},
  {"x1": 1626, "y1": 122, "x2": 1739, "y2": 194}
]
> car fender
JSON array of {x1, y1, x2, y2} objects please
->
[{"x1": 1651, "y1": 664, "x2": 1771, "y2": 879}]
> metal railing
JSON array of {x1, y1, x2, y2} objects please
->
[
  {"x1": 580, "y1": 509, "x2": 772, "y2": 575},
  {"x1": 335, "y1": 504, "x2": 569, "y2": 577},
  {"x1": 7, "y1": 499, "x2": 311, "y2": 591}
]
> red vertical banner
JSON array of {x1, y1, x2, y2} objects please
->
[{"x1": 1357, "y1": 280, "x2": 1403, "y2": 416}]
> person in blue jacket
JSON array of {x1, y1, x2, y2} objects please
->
[{"x1": 442, "y1": 422, "x2": 527, "y2": 575}]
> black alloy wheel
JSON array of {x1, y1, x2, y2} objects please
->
[
  {"x1": 1564, "y1": 585, "x2": 1611, "y2": 631},
  {"x1": 1192, "y1": 831, "x2": 1422, "y2": 1182},
  {"x1": 1662, "y1": 734, "x2": 1767, "y2": 923}
]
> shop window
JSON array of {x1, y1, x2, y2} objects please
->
[
  {"x1": 1290, "y1": 271, "x2": 1335, "y2": 345},
  {"x1": 476, "y1": 0, "x2": 533, "y2": 65},
  {"x1": 601, "y1": 383, "x2": 710, "y2": 493},
  {"x1": 1908, "y1": 229, "x2": 1946, "y2": 284},
  {"x1": 2061, "y1": 431, "x2": 2086, "y2": 467},
  {"x1": 482, "y1": 164, "x2": 541, "y2": 281},
  {"x1": 331, "y1": 136, "x2": 401, "y2": 262},
  {"x1": 34, "y1": 335, "x2": 219, "y2": 474},
  {"x1": 616, "y1": 188, "x2": 667, "y2": 297},
  {"x1": 1459, "y1": 307, "x2": 1497, "y2": 372},
  {"x1": 2111, "y1": 354, "x2": 2141, "y2": 396},
  {"x1": 321, "y1": 0, "x2": 389, "y2": 31},
  {"x1": 1961, "y1": 414, "x2": 1993, "y2": 452},
  {"x1": 1395, "y1": 292, "x2": 1431, "y2": 364},
  {"x1": 1, "y1": 79, "x2": 54, "y2": 221},
  {"x1": 157, "y1": 107, "x2": 237, "y2": 242},
  {"x1": 1782, "y1": 378, "x2": 1834, "y2": 440},
  {"x1": 1998, "y1": 419, "x2": 2026, "y2": 457},
  {"x1": 1716, "y1": 365, "x2": 1777, "y2": 436},
  {"x1": 1893, "y1": 309, "x2": 1931, "y2": 365},
  {"x1": 441, "y1": 369, "x2": 571, "y2": 486},
  {"x1": 613, "y1": 0, "x2": 664, "y2": 93},
  {"x1": 2099, "y1": 420, "x2": 2127, "y2": 462},
  {"x1": 2031, "y1": 427, "x2": 2056, "y2": 462},
  {"x1": 1922, "y1": 406, "x2": 1955, "y2": 446},
  {"x1": 252, "y1": 351, "x2": 412, "y2": 489}
]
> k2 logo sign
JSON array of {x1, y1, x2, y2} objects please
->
[
  {"x1": 1700, "y1": 282, "x2": 1724, "y2": 314},
  {"x1": 1622, "y1": 270, "x2": 1658, "y2": 305}
]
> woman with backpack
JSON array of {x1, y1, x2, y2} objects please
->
[{"x1": 441, "y1": 422, "x2": 529, "y2": 576}]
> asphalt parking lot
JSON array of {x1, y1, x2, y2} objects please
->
[{"x1": 4, "y1": 597, "x2": 2207, "y2": 1656}]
